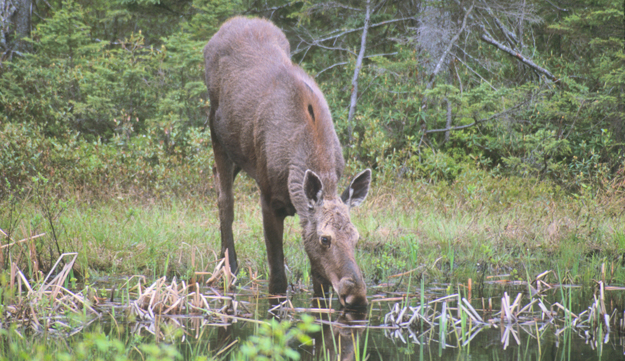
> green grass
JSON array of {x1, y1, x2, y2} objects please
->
[{"x1": 1, "y1": 169, "x2": 625, "y2": 290}]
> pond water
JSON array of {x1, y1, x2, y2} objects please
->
[
  {"x1": 7, "y1": 275, "x2": 625, "y2": 360},
  {"x1": 71, "y1": 277, "x2": 625, "y2": 361}
]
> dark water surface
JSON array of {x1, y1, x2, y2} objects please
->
[{"x1": 27, "y1": 277, "x2": 625, "y2": 360}]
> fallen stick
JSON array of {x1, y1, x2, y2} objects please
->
[
  {"x1": 0, "y1": 233, "x2": 46, "y2": 249},
  {"x1": 388, "y1": 266, "x2": 425, "y2": 279}
]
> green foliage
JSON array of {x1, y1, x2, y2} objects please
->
[
  {"x1": 0, "y1": 327, "x2": 183, "y2": 361},
  {"x1": 184, "y1": 0, "x2": 244, "y2": 40},
  {"x1": 0, "y1": 120, "x2": 214, "y2": 198},
  {"x1": 234, "y1": 315, "x2": 320, "y2": 361},
  {"x1": 1, "y1": 0, "x2": 623, "y2": 195},
  {"x1": 0, "y1": 0, "x2": 229, "y2": 195}
]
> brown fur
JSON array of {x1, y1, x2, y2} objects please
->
[{"x1": 203, "y1": 17, "x2": 371, "y2": 307}]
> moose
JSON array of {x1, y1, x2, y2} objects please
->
[{"x1": 203, "y1": 17, "x2": 371, "y2": 308}]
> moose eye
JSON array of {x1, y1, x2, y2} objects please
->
[{"x1": 320, "y1": 236, "x2": 331, "y2": 247}]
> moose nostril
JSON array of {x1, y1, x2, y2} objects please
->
[
  {"x1": 335, "y1": 272, "x2": 368, "y2": 308},
  {"x1": 338, "y1": 278, "x2": 368, "y2": 308},
  {"x1": 345, "y1": 294, "x2": 355, "y2": 306},
  {"x1": 344, "y1": 293, "x2": 368, "y2": 308},
  {"x1": 339, "y1": 295, "x2": 347, "y2": 306}
]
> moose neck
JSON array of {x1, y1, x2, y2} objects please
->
[{"x1": 286, "y1": 123, "x2": 344, "y2": 219}]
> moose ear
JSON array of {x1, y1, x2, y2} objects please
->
[
  {"x1": 303, "y1": 169, "x2": 324, "y2": 209},
  {"x1": 341, "y1": 169, "x2": 371, "y2": 208}
]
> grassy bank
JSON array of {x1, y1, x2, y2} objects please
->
[{"x1": 2, "y1": 168, "x2": 624, "y2": 289}]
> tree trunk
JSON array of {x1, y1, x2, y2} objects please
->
[
  {"x1": 12, "y1": 0, "x2": 31, "y2": 52},
  {"x1": 444, "y1": 97, "x2": 452, "y2": 143},
  {"x1": 346, "y1": 0, "x2": 371, "y2": 145},
  {"x1": 1, "y1": 0, "x2": 15, "y2": 52}
]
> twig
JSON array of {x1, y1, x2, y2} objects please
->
[
  {"x1": 462, "y1": 298, "x2": 484, "y2": 322},
  {"x1": 314, "y1": 52, "x2": 397, "y2": 77},
  {"x1": 298, "y1": 38, "x2": 357, "y2": 56},
  {"x1": 544, "y1": 0, "x2": 568, "y2": 11},
  {"x1": 425, "y1": 100, "x2": 529, "y2": 134},
  {"x1": 215, "y1": 339, "x2": 239, "y2": 358},
  {"x1": 302, "y1": 1, "x2": 363, "y2": 14},
  {"x1": 40, "y1": 252, "x2": 78, "y2": 290},
  {"x1": 0, "y1": 233, "x2": 46, "y2": 249},
  {"x1": 454, "y1": 44, "x2": 498, "y2": 77},
  {"x1": 480, "y1": 0, "x2": 519, "y2": 48},
  {"x1": 388, "y1": 266, "x2": 425, "y2": 279},
  {"x1": 315, "y1": 61, "x2": 349, "y2": 77},
  {"x1": 291, "y1": 16, "x2": 415, "y2": 56}
]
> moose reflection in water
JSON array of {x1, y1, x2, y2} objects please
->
[
  {"x1": 297, "y1": 310, "x2": 367, "y2": 361},
  {"x1": 263, "y1": 296, "x2": 366, "y2": 360}
]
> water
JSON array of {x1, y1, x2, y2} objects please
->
[{"x1": 8, "y1": 277, "x2": 625, "y2": 360}]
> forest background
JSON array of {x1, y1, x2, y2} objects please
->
[
  {"x1": 2, "y1": 0, "x2": 623, "y2": 195},
  {"x1": 0, "y1": 0, "x2": 624, "y2": 276}
]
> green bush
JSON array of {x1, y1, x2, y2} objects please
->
[
  {"x1": 1, "y1": 0, "x2": 623, "y2": 198},
  {"x1": 234, "y1": 315, "x2": 319, "y2": 361}
]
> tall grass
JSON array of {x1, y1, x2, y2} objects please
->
[{"x1": 1, "y1": 169, "x2": 624, "y2": 289}]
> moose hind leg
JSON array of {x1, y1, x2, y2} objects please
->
[
  {"x1": 211, "y1": 141, "x2": 239, "y2": 275},
  {"x1": 260, "y1": 196, "x2": 287, "y2": 295}
]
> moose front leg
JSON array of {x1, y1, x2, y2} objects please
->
[
  {"x1": 210, "y1": 119, "x2": 238, "y2": 274},
  {"x1": 311, "y1": 270, "x2": 332, "y2": 308},
  {"x1": 260, "y1": 196, "x2": 288, "y2": 295},
  {"x1": 311, "y1": 270, "x2": 332, "y2": 297}
]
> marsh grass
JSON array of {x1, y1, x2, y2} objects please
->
[
  {"x1": 384, "y1": 281, "x2": 621, "y2": 353},
  {"x1": 1, "y1": 169, "x2": 624, "y2": 296},
  {"x1": 2, "y1": 254, "x2": 625, "y2": 360},
  {"x1": 357, "y1": 171, "x2": 625, "y2": 287},
  {"x1": 1, "y1": 252, "x2": 100, "y2": 337}
]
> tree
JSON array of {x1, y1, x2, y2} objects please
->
[{"x1": 1, "y1": 0, "x2": 32, "y2": 57}]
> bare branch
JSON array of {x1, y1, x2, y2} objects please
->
[
  {"x1": 454, "y1": 0, "x2": 558, "y2": 84},
  {"x1": 480, "y1": 32, "x2": 558, "y2": 82},
  {"x1": 366, "y1": 52, "x2": 398, "y2": 58},
  {"x1": 297, "y1": 37, "x2": 357, "y2": 56},
  {"x1": 357, "y1": 73, "x2": 383, "y2": 101},
  {"x1": 544, "y1": 0, "x2": 568, "y2": 12},
  {"x1": 291, "y1": 16, "x2": 415, "y2": 56},
  {"x1": 243, "y1": 1, "x2": 300, "y2": 16},
  {"x1": 452, "y1": 53, "x2": 498, "y2": 91},
  {"x1": 425, "y1": 100, "x2": 529, "y2": 134},
  {"x1": 315, "y1": 61, "x2": 349, "y2": 77},
  {"x1": 41, "y1": 0, "x2": 55, "y2": 10},
  {"x1": 314, "y1": 52, "x2": 397, "y2": 77},
  {"x1": 303, "y1": 1, "x2": 363, "y2": 13},
  {"x1": 481, "y1": 0, "x2": 519, "y2": 48},
  {"x1": 419, "y1": 3, "x2": 473, "y2": 114},
  {"x1": 346, "y1": 0, "x2": 371, "y2": 144},
  {"x1": 453, "y1": 60, "x2": 463, "y2": 93},
  {"x1": 454, "y1": 44, "x2": 497, "y2": 76}
]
